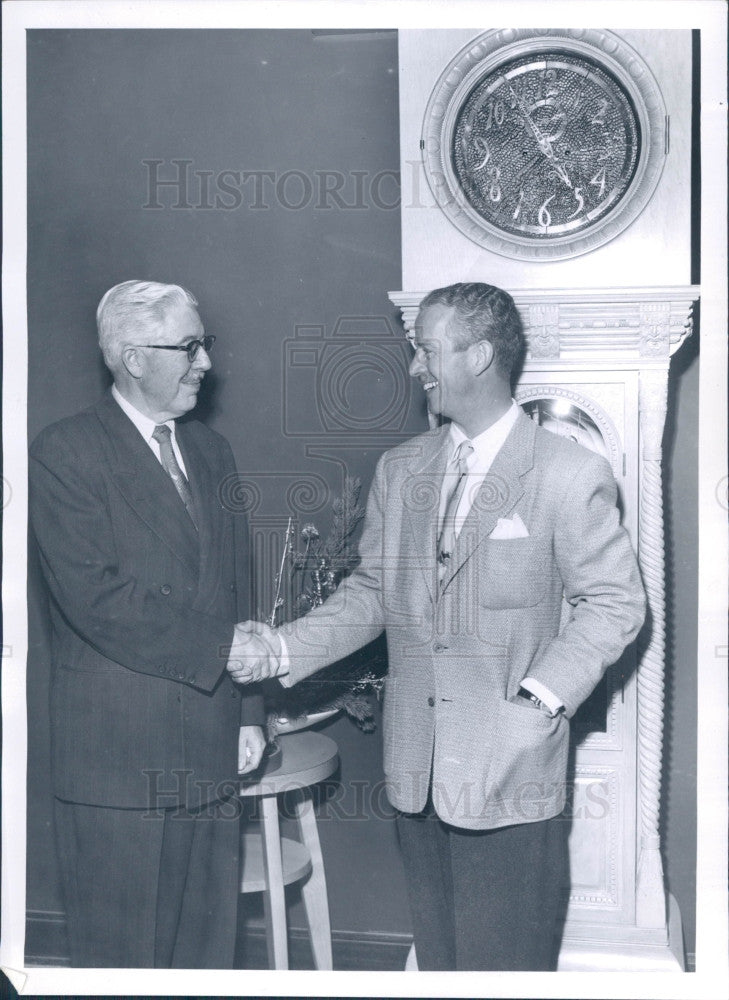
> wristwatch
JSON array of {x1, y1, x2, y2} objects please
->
[{"x1": 516, "y1": 687, "x2": 559, "y2": 717}]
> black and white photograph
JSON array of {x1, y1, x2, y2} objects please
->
[{"x1": 2, "y1": 1, "x2": 726, "y2": 996}]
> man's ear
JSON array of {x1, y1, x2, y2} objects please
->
[
  {"x1": 472, "y1": 339, "x2": 495, "y2": 376},
  {"x1": 121, "y1": 345, "x2": 144, "y2": 379}
]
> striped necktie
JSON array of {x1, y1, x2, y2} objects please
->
[
  {"x1": 437, "y1": 440, "x2": 473, "y2": 583},
  {"x1": 152, "y1": 424, "x2": 198, "y2": 530}
]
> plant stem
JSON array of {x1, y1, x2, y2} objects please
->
[{"x1": 268, "y1": 517, "x2": 293, "y2": 627}]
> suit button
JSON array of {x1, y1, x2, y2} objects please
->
[
  {"x1": 427, "y1": 696, "x2": 435, "y2": 707},
  {"x1": 189, "y1": 674, "x2": 196, "y2": 684},
  {"x1": 433, "y1": 642, "x2": 447, "y2": 653},
  {"x1": 160, "y1": 584, "x2": 172, "y2": 596}
]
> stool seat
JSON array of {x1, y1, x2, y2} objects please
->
[
  {"x1": 239, "y1": 731, "x2": 339, "y2": 795},
  {"x1": 239, "y1": 730, "x2": 339, "y2": 970},
  {"x1": 240, "y1": 831, "x2": 312, "y2": 892}
]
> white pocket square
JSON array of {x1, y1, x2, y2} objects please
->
[{"x1": 488, "y1": 513, "x2": 530, "y2": 540}]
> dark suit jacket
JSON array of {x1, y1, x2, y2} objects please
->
[{"x1": 29, "y1": 391, "x2": 262, "y2": 810}]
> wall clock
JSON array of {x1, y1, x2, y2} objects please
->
[{"x1": 422, "y1": 29, "x2": 668, "y2": 260}]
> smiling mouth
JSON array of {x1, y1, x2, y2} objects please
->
[{"x1": 422, "y1": 379, "x2": 439, "y2": 392}]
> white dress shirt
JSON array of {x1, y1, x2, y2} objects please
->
[
  {"x1": 443, "y1": 402, "x2": 521, "y2": 531},
  {"x1": 112, "y1": 384, "x2": 188, "y2": 477}
]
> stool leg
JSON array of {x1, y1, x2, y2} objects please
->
[
  {"x1": 260, "y1": 796, "x2": 288, "y2": 970},
  {"x1": 294, "y1": 789, "x2": 333, "y2": 970}
]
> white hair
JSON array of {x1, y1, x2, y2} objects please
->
[{"x1": 96, "y1": 280, "x2": 199, "y2": 371}]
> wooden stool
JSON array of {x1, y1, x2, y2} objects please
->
[{"x1": 239, "y1": 730, "x2": 339, "y2": 969}]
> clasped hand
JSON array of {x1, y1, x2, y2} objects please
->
[{"x1": 226, "y1": 620, "x2": 282, "y2": 684}]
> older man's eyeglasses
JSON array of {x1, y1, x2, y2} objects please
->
[{"x1": 143, "y1": 335, "x2": 216, "y2": 362}]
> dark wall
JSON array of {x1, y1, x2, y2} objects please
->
[{"x1": 25, "y1": 28, "x2": 697, "y2": 961}]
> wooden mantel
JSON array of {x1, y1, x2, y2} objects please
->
[{"x1": 388, "y1": 286, "x2": 699, "y2": 362}]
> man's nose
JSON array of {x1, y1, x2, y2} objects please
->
[
  {"x1": 409, "y1": 352, "x2": 425, "y2": 378},
  {"x1": 193, "y1": 346, "x2": 212, "y2": 371}
]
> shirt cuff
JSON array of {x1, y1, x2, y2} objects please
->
[
  {"x1": 520, "y1": 677, "x2": 564, "y2": 715},
  {"x1": 276, "y1": 632, "x2": 293, "y2": 687}
]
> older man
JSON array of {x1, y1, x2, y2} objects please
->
[
  {"x1": 232, "y1": 282, "x2": 646, "y2": 970},
  {"x1": 29, "y1": 280, "x2": 269, "y2": 967}
]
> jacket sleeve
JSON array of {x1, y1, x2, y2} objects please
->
[
  {"x1": 29, "y1": 427, "x2": 236, "y2": 693},
  {"x1": 526, "y1": 452, "x2": 647, "y2": 717}
]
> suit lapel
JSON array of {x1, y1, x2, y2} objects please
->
[
  {"x1": 440, "y1": 413, "x2": 535, "y2": 594},
  {"x1": 403, "y1": 428, "x2": 450, "y2": 605},
  {"x1": 95, "y1": 393, "x2": 199, "y2": 574}
]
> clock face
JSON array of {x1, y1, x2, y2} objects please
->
[
  {"x1": 422, "y1": 30, "x2": 668, "y2": 260},
  {"x1": 520, "y1": 397, "x2": 609, "y2": 459},
  {"x1": 452, "y1": 53, "x2": 641, "y2": 240}
]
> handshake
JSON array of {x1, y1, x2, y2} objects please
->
[{"x1": 225, "y1": 621, "x2": 285, "y2": 685}]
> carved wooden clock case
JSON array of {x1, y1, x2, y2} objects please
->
[{"x1": 390, "y1": 27, "x2": 698, "y2": 971}]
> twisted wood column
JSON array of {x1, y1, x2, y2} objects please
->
[{"x1": 636, "y1": 367, "x2": 670, "y2": 927}]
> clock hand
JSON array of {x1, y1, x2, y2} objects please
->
[
  {"x1": 548, "y1": 159, "x2": 573, "y2": 188},
  {"x1": 532, "y1": 132, "x2": 574, "y2": 190},
  {"x1": 509, "y1": 85, "x2": 554, "y2": 155},
  {"x1": 508, "y1": 85, "x2": 573, "y2": 189}
]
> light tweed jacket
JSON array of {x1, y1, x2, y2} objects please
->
[{"x1": 281, "y1": 412, "x2": 645, "y2": 830}]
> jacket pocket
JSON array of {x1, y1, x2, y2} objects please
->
[
  {"x1": 485, "y1": 697, "x2": 569, "y2": 822},
  {"x1": 477, "y1": 538, "x2": 549, "y2": 609},
  {"x1": 56, "y1": 658, "x2": 122, "y2": 676}
]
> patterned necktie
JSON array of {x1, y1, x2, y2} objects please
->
[
  {"x1": 437, "y1": 440, "x2": 473, "y2": 583},
  {"x1": 152, "y1": 424, "x2": 198, "y2": 530}
]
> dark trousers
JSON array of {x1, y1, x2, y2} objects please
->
[
  {"x1": 54, "y1": 796, "x2": 241, "y2": 968},
  {"x1": 396, "y1": 799, "x2": 569, "y2": 971}
]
